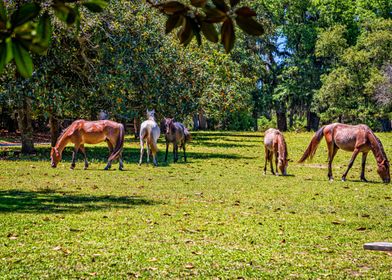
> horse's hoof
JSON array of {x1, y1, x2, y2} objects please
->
[
  {"x1": 341, "y1": 177, "x2": 346, "y2": 182},
  {"x1": 361, "y1": 177, "x2": 368, "y2": 182},
  {"x1": 84, "y1": 167, "x2": 88, "y2": 170},
  {"x1": 70, "y1": 166, "x2": 75, "y2": 170},
  {"x1": 119, "y1": 167, "x2": 124, "y2": 171},
  {"x1": 329, "y1": 178, "x2": 334, "y2": 182}
]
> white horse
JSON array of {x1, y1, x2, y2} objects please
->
[{"x1": 139, "y1": 109, "x2": 160, "y2": 166}]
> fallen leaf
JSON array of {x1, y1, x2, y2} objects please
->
[
  {"x1": 356, "y1": 227, "x2": 367, "y2": 231},
  {"x1": 185, "y1": 263, "x2": 194, "y2": 269}
]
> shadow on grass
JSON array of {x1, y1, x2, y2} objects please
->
[
  {"x1": 0, "y1": 189, "x2": 156, "y2": 213},
  {"x1": 1, "y1": 146, "x2": 255, "y2": 163}
]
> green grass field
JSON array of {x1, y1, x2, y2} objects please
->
[{"x1": 0, "y1": 131, "x2": 391, "y2": 279}]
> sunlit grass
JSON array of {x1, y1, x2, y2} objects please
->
[{"x1": 0, "y1": 131, "x2": 391, "y2": 278}]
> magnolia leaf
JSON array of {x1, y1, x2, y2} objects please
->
[
  {"x1": 190, "y1": 0, "x2": 207, "y2": 7},
  {"x1": 201, "y1": 21, "x2": 218, "y2": 43},
  {"x1": 0, "y1": 1, "x2": 7, "y2": 24},
  {"x1": 235, "y1": 7, "x2": 257, "y2": 17},
  {"x1": 36, "y1": 13, "x2": 52, "y2": 49},
  {"x1": 221, "y1": 18, "x2": 235, "y2": 53},
  {"x1": 0, "y1": 42, "x2": 7, "y2": 74},
  {"x1": 11, "y1": 3, "x2": 41, "y2": 27},
  {"x1": 178, "y1": 18, "x2": 194, "y2": 46},
  {"x1": 159, "y1": 1, "x2": 187, "y2": 15},
  {"x1": 236, "y1": 16, "x2": 264, "y2": 36},
  {"x1": 204, "y1": 8, "x2": 227, "y2": 23},
  {"x1": 230, "y1": 0, "x2": 241, "y2": 7},
  {"x1": 165, "y1": 15, "x2": 183, "y2": 34},
  {"x1": 82, "y1": 0, "x2": 108, "y2": 13},
  {"x1": 212, "y1": 0, "x2": 228, "y2": 12},
  {"x1": 12, "y1": 40, "x2": 33, "y2": 78}
]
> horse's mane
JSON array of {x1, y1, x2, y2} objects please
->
[
  {"x1": 368, "y1": 130, "x2": 389, "y2": 164},
  {"x1": 277, "y1": 131, "x2": 288, "y2": 159},
  {"x1": 55, "y1": 120, "x2": 82, "y2": 146}
]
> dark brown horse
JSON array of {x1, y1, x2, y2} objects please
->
[
  {"x1": 51, "y1": 120, "x2": 125, "y2": 170},
  {"x1": 263, "y1": 128, "x2": 288, "y2": 175},
  {"x1": 161, "y1": 118, "x2": 191, "y2": 162},
  {"x1": 299, "y1": 123, "x2": 390, "y2": 183}
]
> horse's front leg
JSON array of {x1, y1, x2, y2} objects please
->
[
  {"x1": 173, "y1": 143, "x2": 178, "y2": 163},
  {"x1": 342, "y1": 148, "x2": 360, "y2": 181},
  {"x1": 71, "y1": 144, "x2": 80, "y2": 170},
  {"x1": 360, "y1": 152, "x2": 368, "y2": 182},
  {"x1": 274, "y1": 151, "x2": 279, "y2": 176},
  {"x1": 79, "y1": 145, "x2": 88, "y2": 170},
  {"x1": 165, "y1": 142, "x2": 169, "y2": 162},
  {"x1": 270, "y1": 151, "x2": 275, "y2": 175}
]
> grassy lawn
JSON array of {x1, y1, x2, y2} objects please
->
[{"x1": 0, "y1": 131, "x2": 391, "y2": 279}]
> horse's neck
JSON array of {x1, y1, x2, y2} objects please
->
[
  {"x1": 368, "y1": 131, "x2": 386, "y2": 163},
  {"x1": 55, "y1": 134, "x2": 71, "y2": 153},
  {"x1": 277, "y1": 135, "x2": 287, "y2": 159}
]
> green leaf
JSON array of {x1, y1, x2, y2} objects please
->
[
  {"x1": 11, "y1": 3, "x2": 41, "y2": 27},
  {"x1": 221, "y1": 18, "x2": 235, "y2": 53},
  {"x1": 5, "y1": 38, "x2": 13, "y2": 63},
  {"x1": 201, "y1": 21, "x2": 218, "y2": 43},
  {"x1": 82, "y1": 0, "x2": 108, "y2": 13},
  {"x1": 204, "y1": 8, "x2": 227, "y2": 23},
  {"x1": 235, "y1": 7, "x2": 257, "y2": 17},
  {"x1": 212, "y1": 0, "x2": 228, "y2": 12},
  {"x1": 158, "y1": 1, "x2": 187, "y2": 15},
  {"x1": 12, "y1": 40, "x2": 33, "y2": 78},
  {"x1": 230, "y1": 0, "x2": 241, "y2": 7},
  {"x1": 35, "y1": 13, "x2": 52, "y2": 49},
  {"x1": 235, "y1": 16, "x2": 264, "y2": 36},
  {"x1": 190, "y1": 0, "x2": 207, "y2": 8},
  {"x1": 0, "y1": 1, "x2": 7, "y2": 24},
  {"x1": 165, "y1": 15, "x2": 183, "y2": 34},
  {"x1": 178, "y1": 18, "x2": 194, "y2": 46},
  {"x1": 0, "y1": 42, "x2": 7, "y2": 74},
  {"x1": 53, "y1": 3, "x2": 77, "y2": 25}
]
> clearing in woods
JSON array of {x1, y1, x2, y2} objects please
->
[{"x1": 0, "y1": 131, "x2": 391, "y2": 278}]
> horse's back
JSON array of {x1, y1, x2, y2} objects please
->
[
  {"x1": 330, "y1": 123, "x2": 372, "y2": 152},
  {"x1": 264, "y1": 128, "x2": 281, "y2": 148}
]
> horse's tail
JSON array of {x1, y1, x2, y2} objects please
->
[
  {"x1": 298, "y1": 126, "x2": 325, "y2": 163},
  {"x1": 109, "y1": 124, "x2": 125, "y2": 161},
  {"x1": 184, "y1": 128, "x2": 191, "y2": 143}
]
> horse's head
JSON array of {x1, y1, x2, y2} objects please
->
[
  {"x1": 50, "y1": 147, "x2": 61, "y2": 168},
  {"x1": 278, "y1": 158, "x2": 289, "y2": 176},
  {"x1": 377, "y1": 159, "x2": 390, "y2": 183},
  {"x1": 162, "y1": 118, "x2": 174, "y2": 135},
  {"x1": 147, "y1": 109, "x2": 156, "y2": 120}
]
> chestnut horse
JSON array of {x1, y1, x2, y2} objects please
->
[
  {"x1": 299, "y1": 123, "x2": 390, "y2": 183},
  {"x1": 139, "y1": 110, "x2": 160, "y2": 166},
  {"x1": 263, "y1": 128, "x2": 288, "y2": 176},
  {"x1": 161, "y1": 118, "x2": 191, "y2": 163},
  {"x1": 50, "y1": 120, "x2": 125, "y2": 170}
]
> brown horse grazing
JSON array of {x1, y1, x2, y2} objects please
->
[
  {"x1": 161, "y1": 118, "x2": 191, "y2": 163},
  {"x1": 50, "y1": 120, "x2": 125, "y2": 170},
  {"x1": 299, "y1": 123, "x2": 390, "y2": 183},
  {"x1": 263, "y1": 128, "x2": 288, "y2": 176}
]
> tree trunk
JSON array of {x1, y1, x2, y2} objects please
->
[
  {"x1": 306, "y1": 111, "x2": 320, "y2": 131},
  {"x1": 380, "y1": 119, "x2": 391, "y2": 132},
  {"x1": 288, "y1": 110, "x2": 294, "y2": 129},
  {"x1": 252, "y1": 110, "x2": 258, "y2": 131},
  {"x1": 198, "y1": 110, "x2": 207, "y2": 130},
  {"x1": 17, "y1": 97, "x2": 35, "y2": 154},
  {"x1": 276, "y1": 108, "x2": 287, "y2": 132},
  {"x1": 49, "y1": 114, "x2": 60, "y2": 147},
  {"x1": 133, "y1": 118, "x2": 140, "y2": 139},
  {"x1": 192, "y1": 114, "x2": 199, "y2": 130}
]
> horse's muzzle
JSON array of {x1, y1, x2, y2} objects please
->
[{"x1": 51, "y1": 163, "x2": 57, "y2": 168}]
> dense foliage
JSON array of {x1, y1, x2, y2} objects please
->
[{"x1": 1, "y1": 0, "x2": 392, "y2": 153}]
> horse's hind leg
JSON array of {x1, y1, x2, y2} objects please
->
[
  {"x1": 104, "y1": 140, "x2": 115, "y2": 170},
  {"x1": 183, "y1": 143, "x2": 187, "y2": 162},
  {"x1": 274, "y1": 150, "x2": 279, "y2": 176},
  {"x1": 79, "y1": 145, "x2": 88, "y2": 170},
  {"x1": 139, "y1": 140, "x2": 144, "y2": 166},
  {"x1": 327, "y1": 144, "x2": 338, "y2": 181},
  {"x1": 146, "y1": 142, "x2": 150, "y2": 164},
  {"x1": 342, "y1": 148, "x2": 360, "y2": 181},
  {"x1": 118, "y1": 152, "x2": 124, "y2": 171},
  {"x1": 263, "y1": 148, "x2": 268, "y2": 175},
  {"x1": 360, "y1": 152, "x2": 368, "y2": 182}
]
